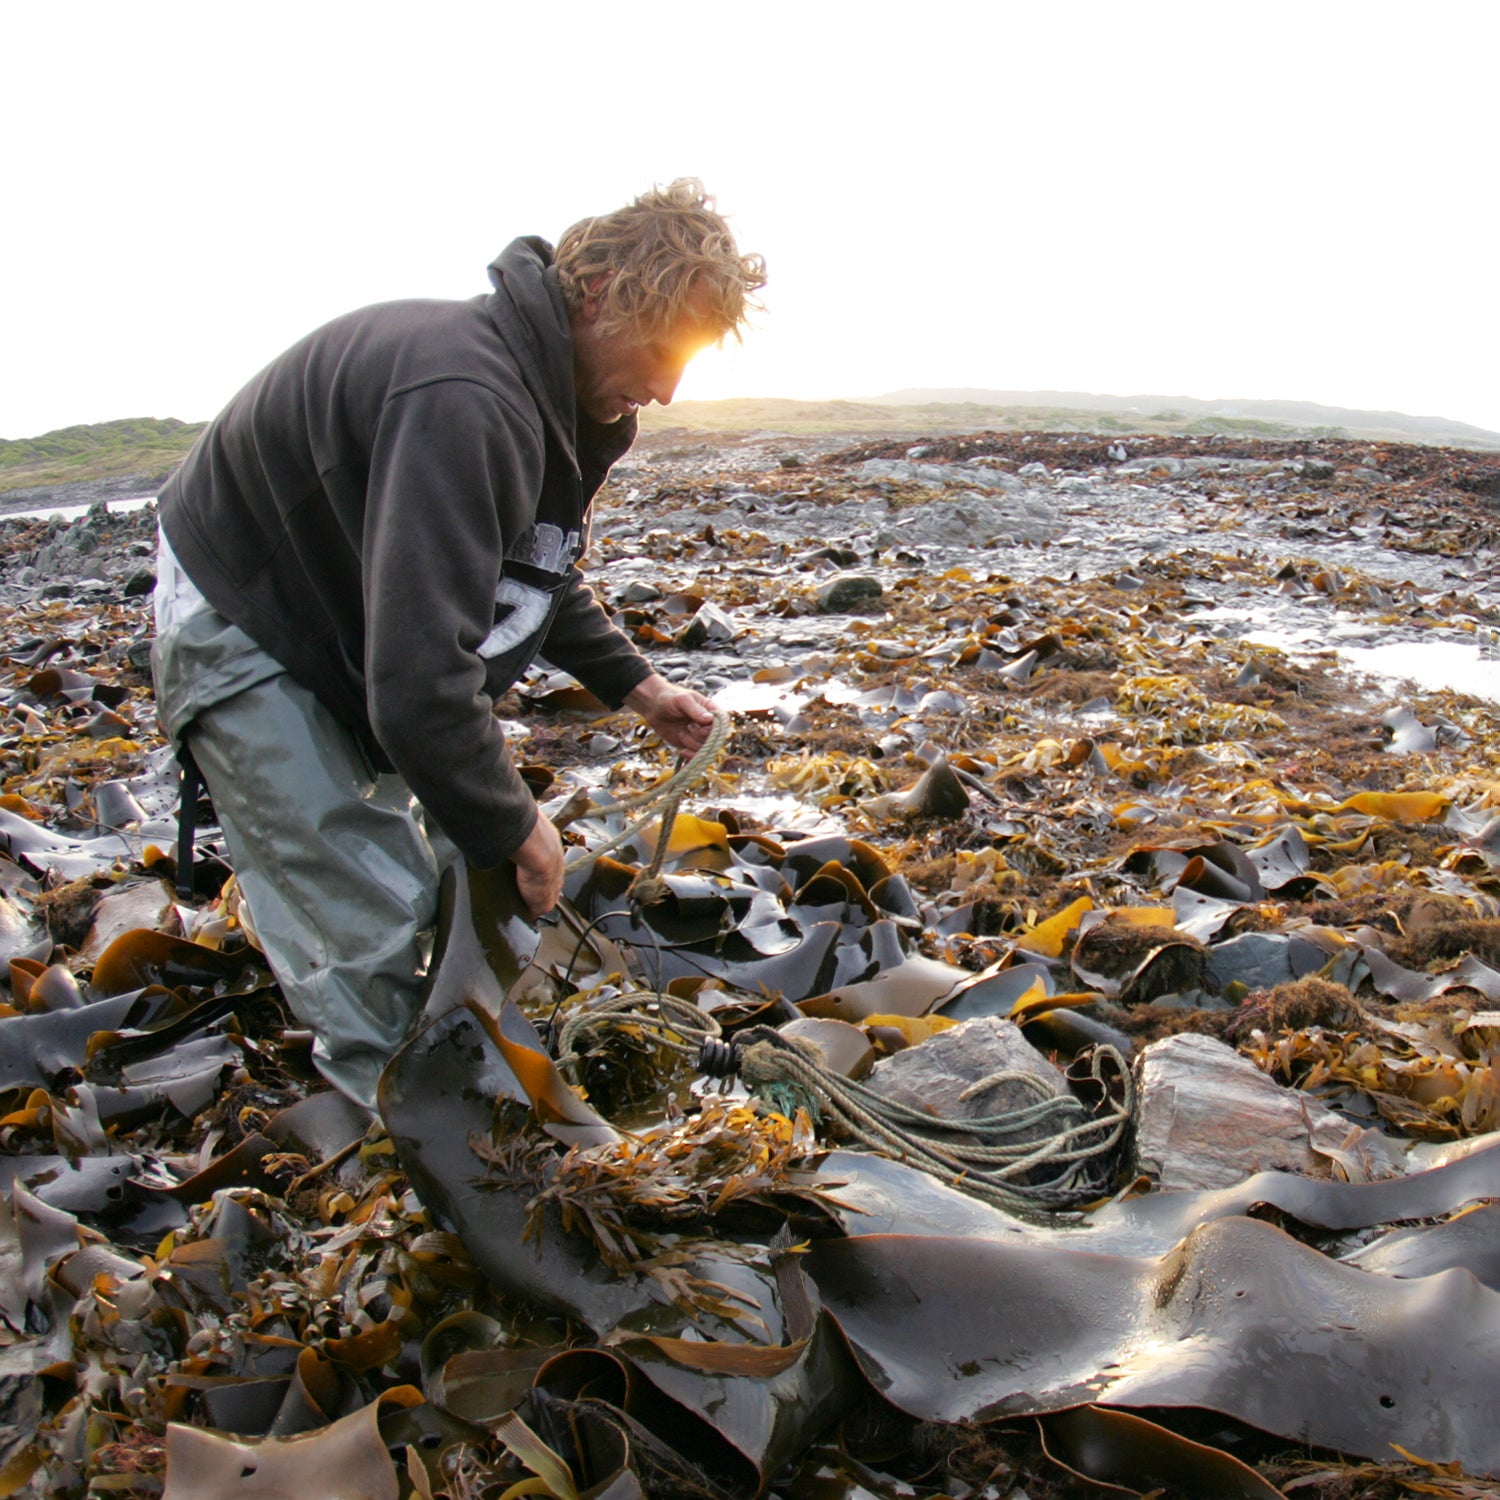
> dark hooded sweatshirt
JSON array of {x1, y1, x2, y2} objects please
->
[{"x1": 158, "y1": 238, "x2": 654, "y2": 868}]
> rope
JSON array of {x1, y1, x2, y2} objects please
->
[
  {"x1": 543, "y1": 703, "x2": 1130, "y2": 1211},
  {"x1": 561, "y1": 705, "x2": 733, "y2": 874},
  {"x1": 548, "y1": 1001, "x2": 1131, "y2": 1213},
  {"x1": 732, "y1": 1025, "x2": 1131, "y2": 1212}
]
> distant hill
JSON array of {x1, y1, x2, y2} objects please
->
[
  {"x1": 0, "y1": 417, "x2": 205, "y2": 496},
  {"x1": 642, "y1": 392, "x2": 1500, "y2": 448},
  {"x1": 6, "y1": 393, "x2": 1499, "y2": 505},
  {"x1": 864, "y1": 389, "x2": 1500, "y2": 450}
]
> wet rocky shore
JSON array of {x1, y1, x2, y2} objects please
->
[{"x1": 6, "y1": 429, "x2": 1500, "y2": 1498}]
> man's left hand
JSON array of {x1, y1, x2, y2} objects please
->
[{"x1": 624, "y1": 675, "x2": 717, "y2": 755}]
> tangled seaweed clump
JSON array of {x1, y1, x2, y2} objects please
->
[{"x1": 8, "y1": 436, "x2": 1500, "y2": 1496}]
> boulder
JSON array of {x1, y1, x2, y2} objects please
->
[
  {"x1": 816, "y1": 575, "x2": 884, "y2": 614},
  {"x1": 864, "y1": 1015, "x2": 1070, "y2": 1135},
  {"x1": 675, "y1": 601, "x2": 736, "y2": 648},
  {"x1": 1133, "y1": 1032, "x2": 1403, "y2": 1190},
  {"x1": 1297, "y1": 456, "x2": 1337, "y2": 480}
]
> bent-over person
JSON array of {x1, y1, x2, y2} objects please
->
[{"x1": 152, "y1": 180, "x2": 765, "y2": 1107}]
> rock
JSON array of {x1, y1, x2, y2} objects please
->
[
  {"x1": 778, "y1": 453, "x2": 806, "y2": 470},
  {"x1": 1296, "y1": 457, "x2": 1337, "y2": 480},
  {"x1": 858, "y1": 758, "x2": 971, "y2": 822},
  {"x1": 863, "y1": 1015, "x2": 1071, "y2": 1135},
  {"x1": 1118, "y1": 455, "x2": 1184, "y2": 478},
  {"x1": 1133, "y1": 1032, "x2": 1403, "y2": 1190},
  {"x1": 905, "y1": 445, "x2": 932, "y2": 460},
  {"x1": 856, "y1": 459, "x2": 1022, "y2": 496},
  {"x1": 816, "y1": 575, "x2": 884, "y2": 614},
  {"x1": 675, "y1": 600, "x2": 736, "y2": 648},
  {"x1": 618, "y1": 581, "x2": 662, "y2": 603},
  {"x1": 809, "y1": 545, "x2": 861, "y2": 567}
]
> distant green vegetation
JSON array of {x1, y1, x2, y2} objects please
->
[
  {"x1": 0, "y1": 417, "x2": 203, "y2": 494},
  {"x1": 643, "y1": 398, "x2": 1494, "y2": 448},
  {"x1": 1182, "y1": 415, "x2": 1289, "y2": 438},
  {"x1": 640, "y1": 400, "x2": 1355, "y2": 442},
  {"x1": 4, "y1": 394, "x2": 1491, "y2": 502}
]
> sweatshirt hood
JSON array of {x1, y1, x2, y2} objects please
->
[
  {"x1": 485, "y1": 237, "x2": 638, "y2": 479},
  {"x1": 486, "y1": 237, "x2": 577, "y2": 465}
]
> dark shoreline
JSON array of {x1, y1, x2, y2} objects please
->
[{"x1": 0, "y1": 470, "x2": 164, "y2": 518}]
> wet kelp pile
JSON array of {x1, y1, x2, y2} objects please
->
[{"x1": 6, "y1": 433, "x2": 1500, "y2": 1498}]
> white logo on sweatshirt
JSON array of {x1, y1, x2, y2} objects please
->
[
  {"x1": 477, "y1": 576, "x2": 552, "y2": 660},
  {"x1": 507, "y1": 522, "x2": 580, "y2": 575}
]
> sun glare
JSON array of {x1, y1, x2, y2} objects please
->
[
  {"x1": 674, "y1": 340, "x2": 749, "y2": 403},
  {"x1": 675, "y1": 338, "x2": 849, "y2": 406}
]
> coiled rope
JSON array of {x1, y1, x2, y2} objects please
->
[{"x1": 729, "y1": 1024, "x2": 1132, "y2": 1211}]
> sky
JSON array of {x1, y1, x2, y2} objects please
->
[{"x1": 4, "y1": 1, "x2": 1497, "y2": 441}]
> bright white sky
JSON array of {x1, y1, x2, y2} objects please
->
[{"x1": 4, "y1": 1, "x2": 1497, "y2": 441}]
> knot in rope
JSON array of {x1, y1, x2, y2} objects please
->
[{"x1": 736, "y1": 1034, "x2": 828, "y2": 1124}]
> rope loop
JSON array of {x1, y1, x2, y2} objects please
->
[
  {"x1": 562, "y1": 705, "x2": 733, "y2": 873},
  {"x1": 550, "y1": 1004, "x2": 1129, "y2": 1212},
  {"x1": 555, "y1": 991, "x2": 724, "y2": 1091}
]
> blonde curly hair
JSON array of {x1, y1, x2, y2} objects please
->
[{"x1": 556, "y1": 179, "x2": 766, "y2": 342}]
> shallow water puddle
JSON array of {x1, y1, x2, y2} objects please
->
[
  {"x1": 709, "y1": 678, "x2": 867, "y2": 715},
  {"x1": 1240, "y1": 622, "x2": 1500, "y2": 702},
  {"x1": 1176, "y1": 598, "x2": 1500, "y2": 704},
  {"x1": 1338, "y1": 637, "x2": 1500, "y2": 700},
  {"x1": 710, "y1": 680, "x2": 807, "y2": 714}
]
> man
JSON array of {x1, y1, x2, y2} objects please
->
[{"x1": 152, "y1": 180, "x2": 766, "y2": 1107}]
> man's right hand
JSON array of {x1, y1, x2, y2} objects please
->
[{"x1": 512, "y1": 815, "x2": 564, "y2": 917}]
